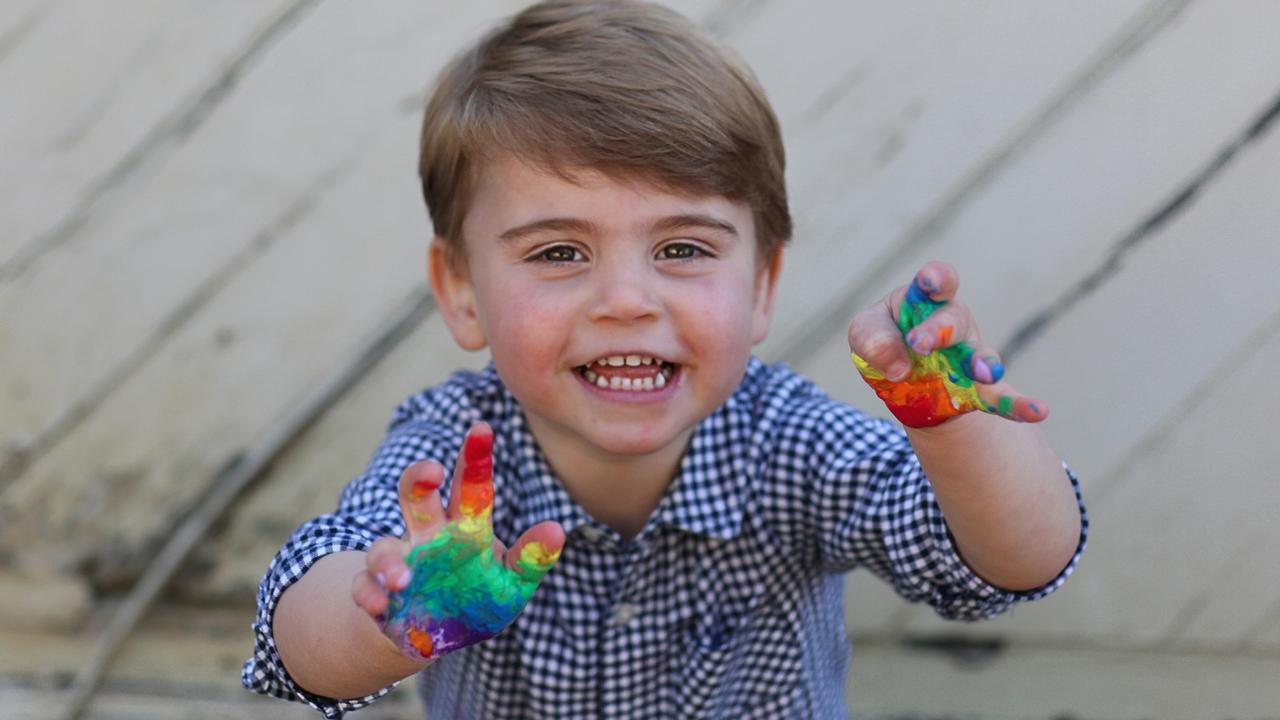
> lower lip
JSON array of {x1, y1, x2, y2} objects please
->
[{"x1": 574, "y1": 366, "x2": 681, "y2": 402}]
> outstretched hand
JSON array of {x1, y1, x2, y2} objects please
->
[
  {"x1": 849, "y1": 261, "x2": 1048, "y2": 428},
  {"x1": 352, "y1": 422, "x2": 564, "y2": 662}
]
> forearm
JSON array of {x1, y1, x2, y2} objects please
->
[
  {"x1": 907, "y1": 413, "x2": 1081, "y2": 591},
  {"x1": 274, "y1": 551, "x2": 427, "y2": 699}
]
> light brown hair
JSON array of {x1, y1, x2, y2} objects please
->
[{"x1": 418, "y1": 0, "x2": 791, "y2": 265}]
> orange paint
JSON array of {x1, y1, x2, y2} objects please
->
[
  {"x1": 937, "y1": 325, "x2": 954, "y2": 348},
  {"x1": 406, "y1": 625, "x2": 435, "y2": 657}
]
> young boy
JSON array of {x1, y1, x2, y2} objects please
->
[{"x1": 244, "y1": 1, "x2": 1086, "y2": 717}]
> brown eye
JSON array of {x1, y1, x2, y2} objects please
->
[
  {"x1": 534, "y1": 245, "x2": 584, "y2": 263},
  {"x1": 658, "y1": 242, "x2": 702, "y2": 260}
]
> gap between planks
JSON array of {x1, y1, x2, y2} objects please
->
[
  {"x1": 54, "y1": 288, "x2": 434, "y2": 720},
  {"x1": 0, "y1": 0, "x2": 321, "y2": 283},
  {"x1": 774, "y1": 0, "x2": 1194, "y2": 370}
]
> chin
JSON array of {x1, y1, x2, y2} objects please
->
[{"x1": 586, "y1": 424, "x2": 686, "y2": 457}]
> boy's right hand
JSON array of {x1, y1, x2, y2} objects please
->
[{"x1": 351, "y1": 422, "x2": 564, "y2": 662}]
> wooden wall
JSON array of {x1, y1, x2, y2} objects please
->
[{"x1": 2, "y1": 1, "x2": 1278, "y2": 717}]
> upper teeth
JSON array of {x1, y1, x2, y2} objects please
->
[{"x1": 594, "y1": 354, "x2": 658, "y2": 367}]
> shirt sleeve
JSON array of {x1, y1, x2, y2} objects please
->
[
  {"x1": 808, "y1": 408, "x2": 1088, "y2": 621},
  {"x1": 241, "y1": 417, "x2": 462, "y2": 718}
]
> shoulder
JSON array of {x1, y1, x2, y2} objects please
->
[
  {"x1": 730, "y1": 358, "x2": 901, "y2": 456},
  {"x1": 389, "y1": 364, "x2": 510, "y2": 431}
]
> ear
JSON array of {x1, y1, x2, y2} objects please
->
[
  {"x1": 428, "y1": 238, "x2": 487, "y2": 351},
  {"x1": 751, "y1": 247, "x2": 783, "y2": 344}
]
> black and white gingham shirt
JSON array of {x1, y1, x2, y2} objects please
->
[{"x1": 244, "y1": 358, "x2": 1087, "y2": 718}]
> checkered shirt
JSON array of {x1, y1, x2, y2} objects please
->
[{"x1": 243, "y1": 358, "x2": 1087, "y2": 718}]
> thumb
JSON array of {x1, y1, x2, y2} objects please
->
[{"x1": 504, "y1": 521, "x2": 565, "y2": 585}]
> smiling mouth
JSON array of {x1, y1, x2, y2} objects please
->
[{"x1": 575, "y1": 354, "x2": 679, "y2": 392}]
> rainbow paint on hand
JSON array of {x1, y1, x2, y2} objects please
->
[
  {"x1": 382, "y1": 432, "x2": 561, "y2": 661},
  {"x1": 852, "y1": 276, "x2": 996, "y2": 428}
]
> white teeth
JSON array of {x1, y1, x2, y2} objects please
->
[
  {"x1": 580, "y1": 355, "x2": 677, "y2": 392},
  {"x1": 592, "y1": 354, "x2": 663, "y2": 367}
]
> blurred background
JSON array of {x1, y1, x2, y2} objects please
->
[{"x1": 2, "y1": 1, "x2": 1278, "y2": 718}]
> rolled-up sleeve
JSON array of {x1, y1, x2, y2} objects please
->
[
  {"x1": 242, "y1": 417, "x2": 462, "y2": 717},
  {"x1": 810, "y1": 410, "x2": 1088, "y2": 621}
]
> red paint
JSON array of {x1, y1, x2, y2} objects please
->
[
  {"x1": 463, "y1": 429, "x2": 493, "y2": 483},
  {"x1": 459, "y1": 428, "x2": 495, "y2": 518},
  {"x1": 410, "y1": 477, "x2": 440, "y2": 500},
  {"x1": 862, "y1": 374, "x2": 960, "y2": 428}
]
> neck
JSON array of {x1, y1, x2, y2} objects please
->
[{"x1": 525, "y1": 419, "x2": 691, "y2": 540}]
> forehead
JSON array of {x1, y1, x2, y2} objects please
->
[{"x1": 463, "y1": 154, "x2": 755, "y2": 239}]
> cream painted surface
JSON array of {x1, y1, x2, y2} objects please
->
[{"x1": 1, "y1": 0, "x2": 1278, "y2": 716}]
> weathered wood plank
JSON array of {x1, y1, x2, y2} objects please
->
[
  {"x1": 176, "y1": 314, "x2": 486, "y2": 602},
  {"x1": 890, "y1": 79, "x2": 1280, "y2": 648},
  {"x1": 0, "y1": 605, "x2": 422, "y2": 719},
  {"x1": 749, "y1": 0, "x2": 1154, "y2": 362},
  {"x1": 1162, "y1": 320, "x2": 1280, "y2": 650},
  {"x1": 848, "y1": 639, "x2": 1280, "y2": 720},
  {"x1": 0, "y1": 0, "x2": 301, "y2": 268},
  {"x1": 796, "y1": 0, "x2": 1280, "y2": 414},
  {"x1": 0, "y1": 0, "x2": 523, "y2": 483}
]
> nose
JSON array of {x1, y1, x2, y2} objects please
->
[{"x1": 587, "y1": 255, "x2": 661, "y2": 323}]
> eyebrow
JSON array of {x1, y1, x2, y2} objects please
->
[
  {"x1": 499, "y1": 217, "x2": 601, "y2": 243},
  {"x1": 651, "y1": 213, "x2": 739, "y2": 238},
  {"x1": 498, "y1": 213, "x2": 738, "y2": 242}
]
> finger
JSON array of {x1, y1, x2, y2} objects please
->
[
  {"x1": 901, "y1": 301, "x2": 978, "y2": 358},
  {"x1": 367, "y1": 536, "x2": 413, "y2": 592},
  {"x1": 965, "y1": 343, "x2": 1005, "y2": 385},
  {"x1": 976, "y1": 382, "x2": 1049, "y2": 423},
  {"x1": 909, "y1": 261, "x2": 959, "y2": 305},
  {"x1": 849, "y1": 298, "x2": 913, "y2": 382},
  {"x1": 352, "y1": 570, "x2": 389, "y2": 618},
  {"x1": 397, "y1": 459, "x2": 447, "y2": 541},
  {"x1": 505, "y1": 521, "x2": 565, "y2": 585},
  {"x1": 446, "y1": 422, "x2": 495, "y2": 523}
]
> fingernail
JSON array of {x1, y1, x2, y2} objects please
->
[
  {"x1": 393, "y1": 569, "x2": 412, "y2": 590},
  {"x1": 375, "y1": 572, "x2": 387, "y2": 588},
  {"x1": 888, "y1": 361, "x2": 910, "y2": 381},
  {"x1": 905, "y1": 280, "x2": 931, "y2": 305},
  {"x1": 917, "y1": 272, "x2": 937, "y2": 293},
  {"x1": 987, "y1": 357, "x2": 1004, "y2": 383},
  {"x1": 410, "y1": 477, "x2": 439, "y2": 499},
  {"x1": 971, "y1": 356, "x2": 993, "y2": 384}
]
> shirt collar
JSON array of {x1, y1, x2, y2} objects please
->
[{"x1": 490, "y1": 359, "x2": 760, "y2": 542}]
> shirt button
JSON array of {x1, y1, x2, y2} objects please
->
[
  {"x1": 578, "y1": 525, "x2": 603, "y2": 543},
  {"x1": 610, "y1": 603, "x2": 640, "y2": 627}
]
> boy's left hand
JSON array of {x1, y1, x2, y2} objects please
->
[{"x1": 848, "y1": 261, "x2": 1049, "y2": 428}]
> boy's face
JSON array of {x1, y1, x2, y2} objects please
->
[{"x1": 431, "y1": 155, "x2": 780, "y2": 463}]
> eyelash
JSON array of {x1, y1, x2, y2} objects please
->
[
  {"x1": 527, "y1": 245, "x2": 586, "y2": 264},
  {"x1": 525, "y1": 241, "x2": 712, "y2": 265},
  {"x1": 656, "y1": 241, "x2": 710, "y2": 261}
]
